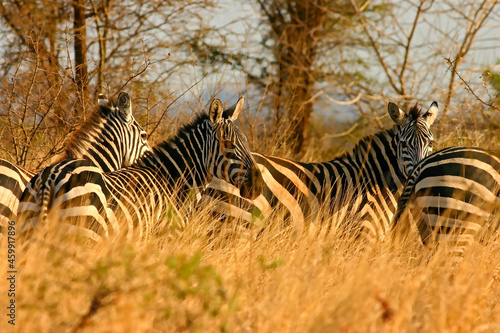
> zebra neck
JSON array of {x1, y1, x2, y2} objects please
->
[
  {"x1": 62, "y1": 115, "x2": 122, "y2": 172},
  {"x1": 138, "y1": 137, "x2": 209, "y2": 198},
  {"x1": 334, "y1": 125, "x2": 406, "y2": 192}
]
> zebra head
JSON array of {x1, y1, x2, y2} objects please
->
[
  {"x1": 100, "y1": 92, "x2": 151, "y2": 168},
  {"x1": 64, "y1": 91, "x2": 151, "y2": 172},
  {"x1": 388, "y1": 101, "x2": 438, "y2": 177},
  {"x1": 207, "y1": 97, "x2": 263, "y2": 200}
]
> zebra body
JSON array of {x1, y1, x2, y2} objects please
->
[
  {"x1": 0, "y1": 162, "x2": 35, "y2": 223},
  {"x1": 18, "y1": 97, "x2": 262, "y2": 242},
  {"x1": 203, "y1": 101, "x2": 438, "y2": 242},
  {"x1": 391, "y1": 146, "x2": 500, "y2": 258},
  {"x1": 21, "y1": 158, "x2": 177, "y2": 242},
  {"x1": 0, "y1": 92, "x2": 150, "y2": 232}
]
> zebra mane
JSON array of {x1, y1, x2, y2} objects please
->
[
  {"x1": 408, "y1": 103, "x2": 421, "y2": 119},
  {"x1": 176, "y1": 113, "x2": 211, "y2": 139},
  {"x1": 336, "y1": 124, "x2": 400, "y2": 161},
  {"x1": 62, "y1": 103, "x2": 116, "y2": 159},
  {"x1": 150, "y1": 113, "x2": 211, "y2": 156}
]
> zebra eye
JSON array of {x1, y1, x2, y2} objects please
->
[
  {"x1": 222, "y1": 140, "x2": 235, "y2": 150},
  {"x1": 400, "y1": 141, "x2": 408, "y2": 149},
  {"x1": 141, "y1": 132, "x2": 147, "y2": 140},
  {"x1": 428, "y1": 141, "x2": 434, "y2": 152}
]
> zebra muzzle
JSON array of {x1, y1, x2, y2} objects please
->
[{"x1": 239, "y1": 165, "x2": 263, "y2": 200}]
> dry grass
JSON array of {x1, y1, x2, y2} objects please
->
[
  {"x1": 2, "y1": 111, "x2": 500, "y2": 333},
  {"x1": 2, "y1": 197, "x2": 500, "y2": 332}
]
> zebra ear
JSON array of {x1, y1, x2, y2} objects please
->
[
  {"x1": 388, "y1": 102, "x2": 406, "y2": 125},
  {"x1": 223, "y1": 96, "x2": 245, "y2": 121},
  {"x1": 117, "y1": 92, "x2": 132, "y2": 121},
  {"x1": 209, "y1": 98, "x2": 224, "y2": 124},
  {"x1": 422, "y1": 101, "x2": 438, "y2": 126},
  {"x1": 98, "y1": 93, "x2": 109, "y2": 107}
]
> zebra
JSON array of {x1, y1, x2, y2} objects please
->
[
  {"x1": 17, "y1": 97, "x2": 263, "y2": 242},
  {"x1": 202, "y1": 101, "x2": 438, "y2": 243},
  {"x1": 0, "y1": 92, "x2": 150, "y2": 236},
  {"x1": 391, "y1": 146, "x2": 500, "y2": 261}
]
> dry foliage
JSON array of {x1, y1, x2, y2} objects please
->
[
  {"x1": 1, "y1": 125, "x2": 500, "y2": 333},
  {"x1": 1, "y1": 1, "x2": 500, "y2": 331}
]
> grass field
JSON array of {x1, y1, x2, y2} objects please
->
[
  {"x1": 1, "y1": 117, "x2": 500, "y2": 333},
  {"x1": 2, "y1": 210, "x2": 500, "y2": 332}
]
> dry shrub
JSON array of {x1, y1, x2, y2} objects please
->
[
  {"x1": 2, "y1": 190, "x2": 500, "y2": 332},
  {"x1": 2, "y1": 88, "x2": 500, "y2": 332}
]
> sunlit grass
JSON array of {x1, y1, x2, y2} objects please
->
[
  {"x1": 2, "y1": 197, "x2": 500, "y2": 332},
  {"x1": 1, "y1": 113, "x2": 500, "y2": 332}
]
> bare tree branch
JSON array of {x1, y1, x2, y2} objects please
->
[
  {"x1": 443, "y1": 0, "x2": 499, "y2": 114},
  {"x1": 147, "y1": 73, "x2": 207, "y2": 138}
]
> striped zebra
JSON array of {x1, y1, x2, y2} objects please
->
[
  {"x1": 202, "y1": 101, "x2": 438, "y2": 242},
  {"x1": 17, "y1": 97, "x2": 263, "y2": 242},
  {"x1": 0, "y1": 92, "x2": 150, "y2": 234},
  {"x1": 391, "y1": 146, "x2": 500, "y2": 260}
]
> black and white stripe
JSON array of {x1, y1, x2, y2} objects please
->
[
  {"x1": 202, "y1": 102, "x2": 438, "y2": 241},
  {"x1": 65, "y1": 92, "x2": 151, "y2": 172},
  {"x1": 391, "y1": 146, "x2": 500, "y2": 259},
  {"x1": 394, "y1": 101, "x2": 437, "y2": 177},
  {"x1": 203, "y1": 101, "x2": 438, "y2": 242},
  {"x1": 0, "y1": 92, "x2": 150, "y2": 234},
  {"x1": 0, "y1": 162, "x2": 35, "y2": 225},
  {"x1": 18, "y1": 97, "x2": 262, "y2": 242}
]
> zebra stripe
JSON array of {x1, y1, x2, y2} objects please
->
[
  {"x1": 64, "y1": 92, "x2": 150, "y2": 172},
  {"x1": 393, "y1": 101, "x2": 438, "y2": 177},
  {"x1": 0, "y1": 162, "x2": 35, "y2": 222},
  {"x1": 391, "y1": 146, "x2": 500, "y2": 260},
  {"x1": 0, "y1": 92, "x2": 150, "y2": 235},
  {"x1": 202, "y1": 101, "x2": 438, "y2": 242},
  {"x1": 17, "y1": 97, "x2": 263, "y2": 242}
]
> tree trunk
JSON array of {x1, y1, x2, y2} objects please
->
[{"x1": 270, "y1": 1, "x2": 322, "y2": 155}]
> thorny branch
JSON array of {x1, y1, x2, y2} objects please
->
[
  {"x1": 443, "y1": 0, "x2": 498, "y2": 115},
  {"x1": 444, "y1": 56, "x2": 500, "y2": 129},
  {"x1": 147, "y1": 73, "x2": 207, "y2": 138}
]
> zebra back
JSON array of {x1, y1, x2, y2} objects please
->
[
  {"x1": 391, "y1": 146, "x2": 500, "y2": 261},
  {"x1": 0, "y1": 161, "x2": 36, "y2": 223}
]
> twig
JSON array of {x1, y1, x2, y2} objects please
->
[
  {"x1": 147, "y1": 73, "x2": 207, "y2": 138},
  {"x1": 5, "y1": 50, "x2": 24, "y2": 162},
  {"x1": 19, "y1": 35, "x2": 40, "y2": 166},
  {"x1": 322, "y1": 123, "x2": 359, "y2": 139},
  {"x1": 27, "y1": 81, "x2": 64, "y2": 166},
  {"x1": 444, "y1": 55, "x2": 500, "y2": 128},
  {"x1": 350, "y1": 0, "x2": 401, "y2": 95},
  {"x1": 309, "y1": 91, "x2": 362, "y2": 105},
  {"x1": 398, "y1": 1, "x2": 427, "y2": 95},
  {"x1": 114, "y1": 57, "x2": 151, "y2": 96},
  {"x1": 443, "y1": 0, "x2": 498, "y2": 114}
]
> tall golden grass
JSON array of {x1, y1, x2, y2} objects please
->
[{"x1": 1, "y1": 112, "x2": 500, "y2": 332}]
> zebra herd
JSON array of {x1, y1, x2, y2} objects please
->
[
  {"x1": 202, "y1": 101, "x2": 437, "y2": 244},
  {"x1": 1, "y1": 91, "x2": 499, "y2": 264},
  {"x1": 0, "y1": 92, "x2": 150, "y2": 239},
  {"x1": 17, "y1": 97, "x2": 262, "y2": 242}
]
